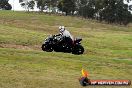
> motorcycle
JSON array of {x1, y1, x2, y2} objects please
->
[{"x1": 41, "y1": 34, "x2": 84, "y2": 55}]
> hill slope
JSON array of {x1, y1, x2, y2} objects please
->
[{"x1": 0, "y1": 11, "x2": 132, "y2": 88}]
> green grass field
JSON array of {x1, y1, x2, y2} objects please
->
[{"x1": 0, "y1": 10, "x2": 132, "y2": 88}]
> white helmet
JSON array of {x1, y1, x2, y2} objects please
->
[{"x1": 59, "y1": 26, "x2": 65, "y2": 33}]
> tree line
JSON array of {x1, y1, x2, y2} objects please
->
[
  {"x1": 0, "y1": 0, "x2": 131, "y2": 25},
  {"x1": 75, "y1": 0, "x2": 132, "y2": 25},
  {"x1": 21, "y1": 0, "x2": 131, "y2": 25},
  {"x1": 57, "y1": 0, "x2": 132, "y2": 25}
]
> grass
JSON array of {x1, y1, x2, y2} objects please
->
[{"x1": 0, "y1": 10, "x2": 132, "y2": 88}]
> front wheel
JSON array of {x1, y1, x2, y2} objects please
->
[
  {"x1": 41, "y1": 44, "x2": 53, "y2": 52},
  {"x1": 72, "y1": 45, "x2": 84, "y2": 55}
]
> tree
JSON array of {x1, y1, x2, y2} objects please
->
[
  {"x1": 77, "y1": 0, "x2": 96, "y2": 18},
  {"x1": 20, "y1": 0, "x2": 35, "y2": 11},
  {"x1": 0, "y1": 0, "x2": 12, "y2": 10},
  {"x1": 35, "y1": 0, "x2": 59, "y2": 13},
  {"x1": 28, "y1": 0, "x2": 35, "y2": 10},
  {"x1": 100, "y1": 0, "x2": 132, "y2": 25},
  {"x1": 5, "y1": 3, "x2": 12, "y2": 10},
  {"x1": 77, "y1": 0, "x2": 132, "y2": 25},
  {"x1": 35, "y1": 0, "x2": 46, "y2": 12},
  {"x1": 125, "y1": 0, "x2": 132, "y2": 3},
  {"x1": 21, "y1": 2, "x2": 27, "y2": 11},
  {"x1": 129, "y1": 5, "x2": 132, "y2": 11},
  {"x1": 45, "y1": 0, "x2": 59, "y2": 12},
  {"x1": 50, "y1": 0, "x2": 59, "y2": 7},
  {"x1": 58, "y1": 0, "x2": 76, "y2": 15}
]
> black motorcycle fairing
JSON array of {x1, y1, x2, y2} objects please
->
[
  {"x1": 45, "y1": 35, "x2": 54, "y2": 44},
  {"x1": 42, "y1": 34, "x2": 84, "y2": 55}
]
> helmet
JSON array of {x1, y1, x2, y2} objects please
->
[{"x1": 59, "y1": 26, "x2": 65, "y2": 33}]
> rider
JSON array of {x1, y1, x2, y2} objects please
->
[{"x1": 59, "y1": 26, "x2": 74, "y2": 45}]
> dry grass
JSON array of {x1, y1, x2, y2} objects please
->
[{"x1": 0, "y1": 11, "x2": 132, "y2": 88}]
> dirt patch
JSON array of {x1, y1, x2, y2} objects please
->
[{"x1": 0, "y1": 44, "x2": 41, "y2": 51}]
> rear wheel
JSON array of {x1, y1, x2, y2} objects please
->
[
  {"x1": 41, "y1": 44, "x2": 53, "y2": 52},
  {"x1": 72, "y1": 45, "x2": 84, "y2": 55}
]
